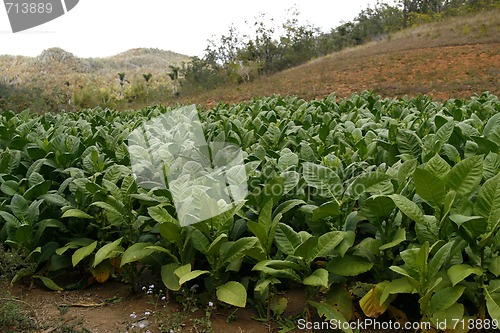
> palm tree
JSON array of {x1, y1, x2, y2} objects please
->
[
  {"x1": 143, "y1": 73, "x2": 153, "y2": 102},
  {"x1": 167, "y1": 65, "x2": 180, "y2": 96}
]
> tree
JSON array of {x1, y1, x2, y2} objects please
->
[
  {"x1": 117, "y1": 72, "x2": 127, "y2": 98},
  {"x1": 118, "y1": 72, "x2": 126, "y2": 87},
  {"x1": 142, "y1": 73, "x2": 152, "y2": 101},
  {"x1": 167, "y1": 65, "x2": 180, "y2": 96}
]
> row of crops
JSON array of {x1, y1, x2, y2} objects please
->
[{"x1": 1, "y1": 91, "x2": 499, "y2": 331}]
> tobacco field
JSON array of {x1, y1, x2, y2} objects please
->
[{"x1": 1, "y1": 91, "x2": 500, "y2": 332}]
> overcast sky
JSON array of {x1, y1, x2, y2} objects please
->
[{"x1": 0, "y1": 0, "x2": 396, "y2": 58}]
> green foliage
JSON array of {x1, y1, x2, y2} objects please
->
[
  {"x1": 0, "y1": 92, "x2": 499, "y2": 330},
  {"x1": 0, "y1": 289, "x2": 38, "y2": 333}
]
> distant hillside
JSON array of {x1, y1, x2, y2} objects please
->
[
  {"x1": 0, "y1": 47, "x2": 190, "y2": 111},
  {"x1": 178, "y1": 9, "x2": 500, "y2": 107},
  {"x1": 1, "y1": 9, "x2": 499, "y2": 113}
]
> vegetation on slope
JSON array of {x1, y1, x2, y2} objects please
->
[
  {"x1": 0, "y1": 0, "x2": 498, "y2": 113},
  {"x1": 0, "y1": 48, "x2": 189, "y2": 112},
  {"x1": 179, "y1": 9, "x2": 499, "y2": 107}
]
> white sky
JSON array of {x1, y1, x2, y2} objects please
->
[{"x1": 0, "y1": 0, "x2": 395, "y2": 58}]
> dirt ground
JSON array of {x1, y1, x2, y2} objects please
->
[
  {"x1": 181, "y1": 43, "x2": 499, "y2": 109},
  {"x1": 6, "y1": 279, "x2": 312, "y2": 333}
]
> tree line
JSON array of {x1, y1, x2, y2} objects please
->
[
  {"x1": 0, "y1": 0, "x2": 497, "y2": 112},
  {"x1": 179, "y1": 0, "x2": 498, "y2": 93}
]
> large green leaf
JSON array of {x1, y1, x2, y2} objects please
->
[
  {"x1": 489, "y1": 257, "x2": 500, "y2": 277},
  {"x1": 484, "y1": 152, "x2": 500, "y2": 180},
  {"x1": 178, "y1": 269, "x2": 209, "y2": 285},
  {"x1": 252, "y1": 260, "x2": 302, "y2": 282},
  {"x1": 93, "y1": 237, "x2": 123, "y2": 267},
  {"x1": 72, "y1": 241, "x2": 97, "y2": 267},
  {"x1": 278, "y1": 151, "x2": 299, "y2": 171},
  {"x1": 447, "y1": 264, "x2": 483, "y2": 286},
  {"x1": 428, "y1": 241, "x2": 454, "y2": 278},
  {"x1": 315, "y1": 231, "x2": 345, "y2": 259},
  {"x1": 429, "y1": 286, "x2": 465, "y2": 314},
  {"x1": 56, "y1": 238, "x2": 94, "y2": 256},
  {"x1": 347, "y1": 171, "x2": 392, "y2": 200},
  {"x1": 10, "y1": 194, "x2": 28, "y2": 222},
  {"x1": 327, "y1": 255, "x2": 373, "y2": 276},
  {"x1": 254, "y1": 277, "x2": 280, "y2": 296},
  {"x1": 61, "y1": 209, "x2": 93, "y2": 219},
  {"x1": 281, "y1": 171, "x2": 300, "y2": 195},
  {"x1": 484, "y1": 113, "x2": 500, "y2": 146},
  {"x1": 148, "y1": 206, "x2": 178, "y2": 225},
  {"x1": 380, "y1": 277, "x2": 415, "y2": 304},
  {"x1": 312, "y1": 201, "x2": 341, "y2": 221},
  {"x1": 23, "y1": 180, "x2": 51, "y2": 200},
  {"x1": 485, "y1": 281, "x2": 500, "y2": 323},
  {"x1": 413, "y1": 168, "x2": 446, "y2": 207},
  {"x1": 379, "y1": 228, "x2": 406, "y2": 251},
  {"x1": 274, "y1": 223, "x2": 301, "y2": 256},
  {"x1": 425, "y1": 154, "x2": 451, "y2": 180},
  {"x1": 397, "y1": 129, "x2": 422, "y2": 156},
  {"x1": 190, "y1": 229, "x2": 210, "y2": 254},
  {"x1": 450, "y1": 214, "x2": 487, "y2": 243},
  {"x1": 390, "y1": 194, "x2": 426, "y2": 225},
  {"x1": 433, "y1": 121, "x2": 455, "y2": 153},
  {"x1": 216, "y1": 281, "x2": 247, "y2": 307},
  {"x1": 302, "y1": 162, "x2": 343, "y2": 198},
  {"x1": 253, "y1": 259, "x2": 302, "y2": 272},
  {"x1": 91, "y1": 201, "x2": 122, "y2": 216},
  {"x1": 161, "y1": 263, "x2": 181, "y2": 291},
  {"x1": 430, "y1": 303, "x2": 464, "y2": 330},
  {"x1": 220, "y1": 237, "x2": 258, "y2": 265},
  {"x1": 121, "y1": 242, "x2": 155, "y2": 266},
  {"x1": 445, "y1": 155, "x2": 483, "y2": 197},
  {"x1": 303, "y1": 268, "x2": 329, "y2": 288},
  {"x1": 33, "y1": 275, "x2": 63, "y2": 291},
  {"x1": 475, "y1": 173, "x2": 500, "y2": 228},
  {"x1": 360, "y1": 195, "x2": 395, "y2": 223},
  {"x1": 308, "y1": 301, "x2": 353, "y2": 333}
]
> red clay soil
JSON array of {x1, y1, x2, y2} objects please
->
[{"x1": 181, "y1": 42, "x2": 499, "y2": 109}]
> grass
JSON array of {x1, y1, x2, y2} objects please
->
[{"x1": 0, "y1": 290, "x2": 38, "y2": 332}]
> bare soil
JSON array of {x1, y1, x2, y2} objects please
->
[
  {"x1": 180, "y1": 43, "x2": 499, "y2": 109},
  {"x1": 8, "y1": 280, "x2": 287, "y2": 333}
]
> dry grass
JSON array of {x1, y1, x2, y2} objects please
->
[{"x1": 177, "y1": 9, "x2": 500, "y2": 108}]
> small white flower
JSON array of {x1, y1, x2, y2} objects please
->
[
  {"x1": 161, "y1": 296, "x2": 166, "y2": 301},
  {"x1": 145, "y1": 311, "x2": 151, "y2": 315},
  {"x1": 208, "y1": 301, "x2": 214, "y2": 307},
  {"x1": 130, "y1": 312, "x2": 137, "y2": 319},
  {"x1": 142, "y1": 286, "x2": 146, "y2": 291},
  {"x1": 149, "y1": 284, "x2": 155, "y2": 289}
]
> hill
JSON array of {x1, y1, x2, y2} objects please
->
[
  {"x1": 0, "y1": 47, "x2": 190, "y2": 111},
  {"x1": 178, "y1": 9, "x2": 500, "y2": 107},
  {"x1": 0, "y1": 9, "x2": 499, "y2": 112}
]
